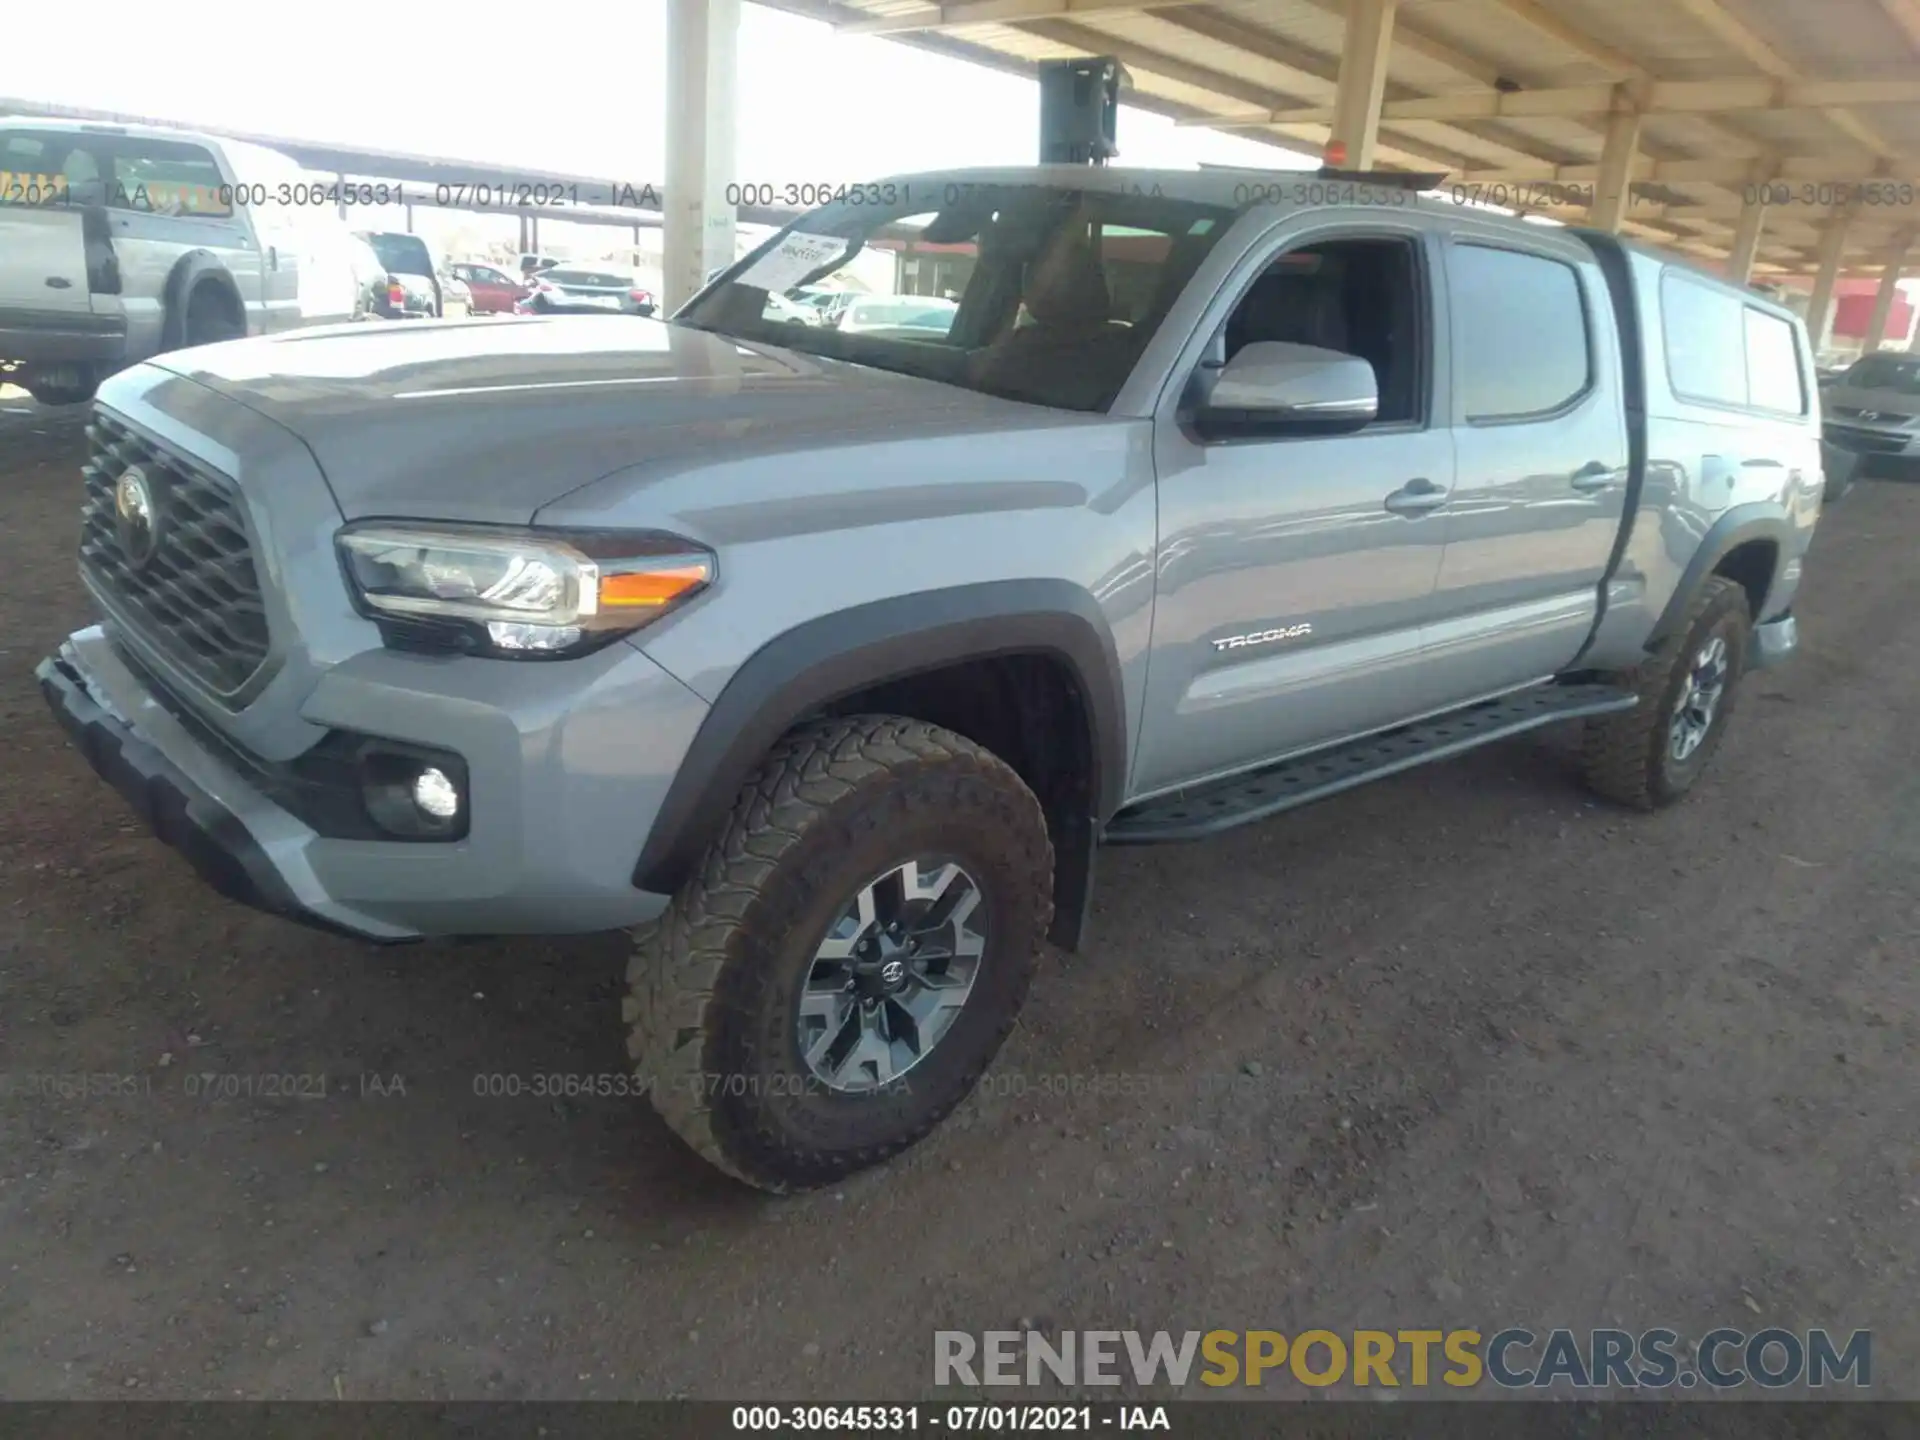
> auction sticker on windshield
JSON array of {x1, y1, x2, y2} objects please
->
[{"x1": 735, "y1": 232, "x2": 848, "y2": 293}]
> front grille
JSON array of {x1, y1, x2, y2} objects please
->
[
  {"x1": 1832, "y1": 404, "x2": 1916, "y2": 424},
  {"x1": 1825, "y1": 424, "x2": 1912, "y2": 455},
  {"x1": 79, "y1": 409, "x2": 270, "y2": 700}
]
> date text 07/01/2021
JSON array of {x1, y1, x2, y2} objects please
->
[{"x1": 729, "y1": 1404, "x2": 1169, "y2": 1432}]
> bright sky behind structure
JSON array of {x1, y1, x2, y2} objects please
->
[{"x1": 4, "y1": 1, "x2": 1311, "y2": 182}]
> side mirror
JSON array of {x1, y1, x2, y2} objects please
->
[{"x1": 1196, "y1": 341, "x2": 1378, "y2": 437}]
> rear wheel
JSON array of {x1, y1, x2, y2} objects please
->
[
  {"x1": 183, "y1": 285, "x2": 244, "y2": 346},
  {"x1": 23, "y1": 376, "x2": 98, "y2": 406},
  {"x1": 626, "y1": 715, "x2": 1054, "y2": 1192},
  {"x1": 1580, "y1": 576, "x2": 1751, "y2": 810}
]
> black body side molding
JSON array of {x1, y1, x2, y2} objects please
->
[
  {"x1": 1646, "y1": 503, "x2": 1794, "y2": 647},
  {"x1": 159, "y1": 252, "x2": 244, "y2": 351},
  {"x1": 632, "y1": 582, "x2": 1130, "y2": 949}
]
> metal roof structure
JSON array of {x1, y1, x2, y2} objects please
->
[
  {"x1": 761, "y1": 0, "x2": 1920, "y2": 290},
  {"x1": 0, "y1": 96, "x2": 801, "y2": 232}
]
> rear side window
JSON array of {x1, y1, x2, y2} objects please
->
[
  {"x1": 363, "y1": 233, "x2": 434, "y2": 277},
  {"x1": 1661, "y1": 273, "x2": 1747, "y2": 406},
  {"x1": 107, "y1": 141, "x2": 232, "y2": 217},
  {"x1": 0, "y1": 131, "x2": 79, "y2": 206},
  {"x1": 1662, "y1": 270, "x2": 1808, "y2": 416},
  {"x1": 1743, "y1": 309, "x2": 1806, "y2": 415},
  {"x1": 1451, "y1": 243, "x2": 1592, "y2": 421}
]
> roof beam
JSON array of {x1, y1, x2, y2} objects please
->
[
  {"x1": 1880, "y1": 0, "x2": 1920, "y2": 51},
  {"x1": 834, "y1": 0, "x2": 1204, "y2": 36},
  {"x1": 1459, "y1": 155, "x2": 1920, "y2": 185},
  {"x1": 1670, "y1": 0, "x2": 1897, "y2": 157},
  {"x1": 1482, "y1": 0, "x2": 1773, "y2": 165},
  {"x1": 1213, "y1": 76, "x2": 1920, "y2": 126},
  {"x1": 1328, "y1": 0, "x2": 1397, "y2": 171},
  {"x1": 1017, "y1": 18, "x2": 1483, "y2": 173},
  {"x1": 1487, "y1": 0, "x2": 1642, "y2": 77}
]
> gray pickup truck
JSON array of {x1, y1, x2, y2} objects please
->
[{"x1": 38, "y1": 167, "x2": 1824, "y2": 1191}]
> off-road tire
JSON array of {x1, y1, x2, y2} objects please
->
[
  {"x1": 626, "y1": 714, "x2": 1054, "y2": 1192},
  {"x1": 1580, "y1": 576, "x2": 1751, "y2": 811}
]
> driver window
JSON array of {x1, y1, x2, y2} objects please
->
[{"x1": 1220, "y1": 237, "x2": 1426, "y2": 428}]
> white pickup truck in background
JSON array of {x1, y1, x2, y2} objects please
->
[{"x1": 0, "y1": 117, "x2": 366, "y2": 404}]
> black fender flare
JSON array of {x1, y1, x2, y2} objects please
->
[
  {"x1": 159, "y1": 252, "x2": 244, "y2": 350},
  {"x1": 631, "y1": 580, "x2": 1129, "y2": 904},
  {"x1": 1647, "y1": 503, "x2": 1793, "y2": 647}
]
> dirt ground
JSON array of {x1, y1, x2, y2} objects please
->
[{"x1": 1, "y1": 396, "x2": 1916, "y2": 1403}]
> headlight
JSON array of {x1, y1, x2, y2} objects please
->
[{"x1": 337, "y1": 522, "x2": 713, "y2": 658}]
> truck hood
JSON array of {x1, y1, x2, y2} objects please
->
[{"x1": 146, "y1": 316, "x2": 1060, "y2": 522}]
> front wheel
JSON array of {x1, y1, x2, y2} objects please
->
[
  {"x1": 1580, "y1": 576, "x2": 1751, "y2": 810},
  {"x1": 626, "y1": 715, "x2": 1054, "y2": 1192}
]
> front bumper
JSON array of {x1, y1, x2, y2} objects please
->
[
  {"x1": 1823, "y1": 423, "x2": 1919, "y2": 458},
  {"x1": 38, "y1": 646, "x2": 377, "y2": 941},
  {"x1": 38, "y1": 624, "x2": 709, "y2": 941}
]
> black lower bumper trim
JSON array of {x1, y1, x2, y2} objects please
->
[{"x1": 36, "y1": 650, "x2": 410, "y2": 945}]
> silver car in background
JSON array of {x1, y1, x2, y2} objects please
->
[{"x1": 1821, "y1": 351, "x2": 1920, "y2": 471}]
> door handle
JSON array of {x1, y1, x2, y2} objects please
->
[
  {"x1": 1570, "y1": 460, "x2": 1620, "y2": 492},
  {"x1": 1383, "y1": 477, "x2": 1447, "y2": 516}
]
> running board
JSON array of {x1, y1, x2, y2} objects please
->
[{"x1": 1103, "y1": 683, "x2": 1638, "y2": 845}]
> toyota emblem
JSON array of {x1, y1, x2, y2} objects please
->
[{"x1": 114, "y1": 465, "x2": 161, "y2": 567}]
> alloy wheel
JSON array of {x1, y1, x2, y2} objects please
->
[{"x1": 795, "y1": 858, "x2": 988, "y2": 1093}]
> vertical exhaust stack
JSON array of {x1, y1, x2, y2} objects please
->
[{"x1": 1038, "y1": 58, "x2": 1127, "y2": 165}]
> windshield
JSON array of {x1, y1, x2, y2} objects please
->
[
  {"x1": 363, "y1": 233, "x2": 433, "y2": 277},
  {"x1": 847, "y1": 298, "x2": 957, "y2": 325},
  {"x1": 678, "y1": 182, "x2": 1235, "y2": 412},
  {"x1": 1842, "y1": 355, "x2": 1920, "y2": 394}
]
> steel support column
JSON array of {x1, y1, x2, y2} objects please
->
[
  {"x1": 1806, "y1": 209, "x2": 1854, "y2": 353},
  {"x1": 1726, "y1": 194, "x2": 1769, "y2": 283},
  {"x1": 1865, "y1": 233, "x2": 1913, "y2": 351},
  {"x1": 1328, "y1": 0, "x2": 1397, "y2": 171},
  {"x1": 1590, "y1": 100, "x2": 1642, "y2": 233},
  {"x1": 664, "y1": 0, "x2": 740, "y2": 312}
]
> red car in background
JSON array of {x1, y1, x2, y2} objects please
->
[{"x1": 449, "y1": 262, "x2": 529, "y2": 315}]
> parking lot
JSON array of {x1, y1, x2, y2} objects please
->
[{"x1": 2, "y1": 395, "x2": 1917, "y2": 1400}]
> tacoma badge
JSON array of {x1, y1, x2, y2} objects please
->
[{"x1": 1213, "y1": 623, "x2": 1313, "y2": 652}]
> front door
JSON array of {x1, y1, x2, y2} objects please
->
[{"x1": 1132, "y1": 221, "x2": 1456, "y2": 798}]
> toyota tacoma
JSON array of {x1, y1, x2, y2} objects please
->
[{"x1": 38, "y1": 167, "x2": 1824, "y2": 1191}]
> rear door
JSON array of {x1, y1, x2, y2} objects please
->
[
  {"x1": 0, "y1": 130, "x2": 95, "y2": 318},
  {"x1": 1422, "y1": 224, "x2": 1631, "y2": 709}
]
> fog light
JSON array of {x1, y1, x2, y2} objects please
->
[
  {"x1": 357, "y1": 744, "x2": 469, "y2": 840},
  {"x1": 412, "y1": 766, "x2": 460, "y2": 820}
]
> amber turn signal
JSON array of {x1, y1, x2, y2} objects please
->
[{"x1": 598, "y1": 561, "x2": 713, "y2": 608}]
